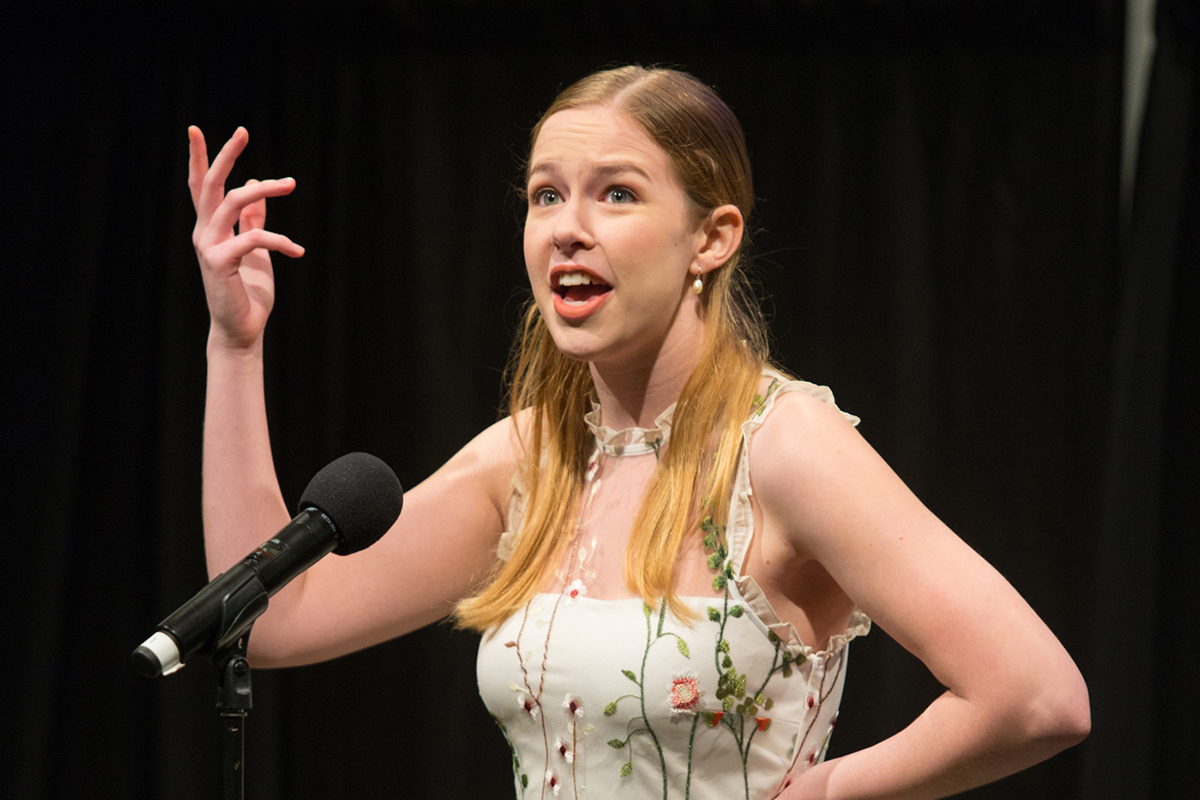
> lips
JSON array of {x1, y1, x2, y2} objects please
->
[{"x1": 550, "y1": 266, "x2": 612, "y2": 321}]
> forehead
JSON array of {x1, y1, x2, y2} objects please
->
[{"x1": 529, "y1": 106, "x2": 673, "y2": 179}]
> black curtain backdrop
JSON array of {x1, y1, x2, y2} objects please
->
[{"x1": 4, "y1": 1, "x2": 1195, "y2": 798}]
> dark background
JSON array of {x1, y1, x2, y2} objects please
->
[{"x1": 5, "y1": 1, "x2": 1196, "y2": 798}]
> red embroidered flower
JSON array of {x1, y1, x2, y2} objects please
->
[
  {"x1": 565, "y1": 579, "x2": 587, "y2": 602},
  {"x1": 517, "y1": 693, "x2": 539, "y2": 720},
  {"x1": 668, "y1": 671, "x2": 703, "y2": 716},
  {"x1": 562, "y1": 693, "x2": 584, "y2": 718},
  {"x1": 706, "y1": 711, "x2": 725, "y2": 727},
  {"x1": 755, "y1": 716, "x2": 771, "y2": 731}
]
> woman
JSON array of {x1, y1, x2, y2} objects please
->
[{"x1": 190, "y1": 66, "x2": 1089, "y2": 799}]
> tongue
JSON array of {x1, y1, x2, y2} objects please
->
[{"x1": 563, "y1": 284, "x2": 610, "y2": 303}]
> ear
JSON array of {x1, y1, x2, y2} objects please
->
[{"x1": 692, "y1": 204, "x2": 745, "y2": 275}]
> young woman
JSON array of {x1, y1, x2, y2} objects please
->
[{"x1": 190, "y1": 66, "x2": 1089, "y2": 800}]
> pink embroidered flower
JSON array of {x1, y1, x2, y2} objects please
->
[
  {"x1": 564, "y1": 579, "x2": 587, "y2": 602},
  {"x1": 517, "y1": 693, "x2": 539, "y2": 720},
  {"x1": 555, "y1": 737, "x2": 574, "y2": 763},
  {"x1": 545, "y1": 770, "x2": 562, "y2": 795},
  {"x1": 562, "y1": 693, "x2": 584, "y2": 718},
  {"x1": 667, "y1": 671, "x2": 703, "y2": 716},
  {"x1": 806, "y1": 748, "x2": 818, "y2": 766}
]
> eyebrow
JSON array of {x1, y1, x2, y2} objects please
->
[{"x1": 527, "y1": 161, "x2": 652, "y2": 183}]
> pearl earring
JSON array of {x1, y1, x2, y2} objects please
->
[{"x1": 692, "y1": 274, "x2": 704, "y2": 295}]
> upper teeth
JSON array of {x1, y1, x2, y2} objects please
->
[{"x1": 557, "y1": 272, "x2": 594, "y2": 286}]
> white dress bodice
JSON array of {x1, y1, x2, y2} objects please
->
[{"x1": 477, "y1": 376, "x2": 870, "y2": 799}]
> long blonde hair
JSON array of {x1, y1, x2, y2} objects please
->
[{"x1": 455, "y1": 66, "x2": 776, "y2": 631}]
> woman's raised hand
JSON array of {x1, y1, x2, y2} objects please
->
[{"x1": 188, "y1": 126, "x2": 305, "y2": 350}]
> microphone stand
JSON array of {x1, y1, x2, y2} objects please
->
[{"x1": 214, "y1": 629, "x2": 254, "y2": 800}]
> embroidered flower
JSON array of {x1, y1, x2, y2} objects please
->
[
  {"x1": 705, "y1": 711, "x2": 725, "y2": 727},
  {"x1": 517, "y1": 692, "x2": 539, "y2": 720},
  {"x1": 806, "y1": 748, "x2": 818, "y2": 766},
  {"x1": 667, "y1": 671, "x2": 703, "y2": 716},
  {"x1": 555, "y1": 737, "x2": 574, "y2": 763},
  {"x1": 564, "y1": 579, "x2": 587, "y2": 603},
  {"x1": 563, "y1": 693, "x2": 584, "y2": 719},
  {"x1": 805, "y1": 691, "x2": 818, "y2": 712},
  {"x1": 755, "y1": 716, "x2": 771, "y2": 732},
  {"x1": 545, "y1": 770, "x2": 562, "y2": 795}
]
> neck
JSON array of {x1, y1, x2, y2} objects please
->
[{"x1": 589, "y1": 323, "x2": 705, "y2": 430}]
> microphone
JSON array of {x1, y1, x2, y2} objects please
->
[{"x1": 132, "y1": 452, "x2": 403, "y2": 678}]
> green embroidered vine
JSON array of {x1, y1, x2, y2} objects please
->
[
  {"x1": 748, "y1": 377, "x2": 781, "y2": 420},
  {"x1": 597, "y1": 377, "x2": 805, "y2": 799},
  {"x1": 700, "y1": 513, "x2": 805, "y2": 798},
  {"x1": 493, "y1": 714, "x2": 529, "y2": 797},
  {"x1": 603, "y1": 599, "x2": 690, "y2": 799}
]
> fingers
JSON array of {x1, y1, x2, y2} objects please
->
[
  {"x1": 187, "y1": 127, "x2": 303, "y2": 268},
  {"x1": 206, "y1": 228, "x2": 306, "y2": 267},
  {"x1": 196, "y1": 126, "x2": 249, "y2": 219},
  {"x1": 239, "y1": 179, "x2": 267, "y2": 233},
  {"x1": 187, "y1": 126, "x2": 210, "y2": 208},
  {"x1": 189, "y1": 126, "x2": 249, "y2": 224},
  {"x1": 207, "y1": 177, "x2": 296, "y2": 239}
]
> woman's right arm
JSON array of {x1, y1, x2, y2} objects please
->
[
  {"x1": 190, "y1": 124, "x2": 298, "y2": 586},
  {"x1": 190, "y1": 127, "x2": 510, "y2": 667}
]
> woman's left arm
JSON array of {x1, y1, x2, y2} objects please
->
[{"x1": 754, "y1": 392, "x2": 1089, "y2": 800}]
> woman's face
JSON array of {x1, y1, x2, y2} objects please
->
[{"x1": 524, "y1": 105, "x2": 707, "y2": 369}]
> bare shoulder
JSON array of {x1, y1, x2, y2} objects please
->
[
  {"x1": 427, "y1": 412, "x2": 527, "y2": 520},
  {"x1": 746, "y1": 386, "x2": 951, "y2": 620},
  {"x1": 748, "y1": 387, "x2": 873, "y2": 554}
]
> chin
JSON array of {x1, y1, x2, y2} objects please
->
[{"x1": 545, "y1": 328, "x2": 607, "y2": 364}]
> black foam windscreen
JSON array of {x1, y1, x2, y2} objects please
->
[{"x1": 299, "y1": 452, "x2": 404, "y2": 555}]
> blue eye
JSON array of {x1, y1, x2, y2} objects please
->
[{"x1": 606, "y1": 187, "x2": 635, "y2": 204}]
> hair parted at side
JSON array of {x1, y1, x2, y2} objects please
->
[{"x1": 454, "y1": 65, "x2": 783, "y2": 632}]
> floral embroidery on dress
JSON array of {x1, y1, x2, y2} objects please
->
[
  {"x1": 488, "y1": 374, "x2": 866, "y2": 799},
  {"x1": 695, "y1": 514, "x2": 804, "y2": 798},
  {"x1": 493, "y1": 714, "x2": 530, "y2": 797},
  {"x1": 748, "y1": 377, "x2": 781, "y2": 420},
  {"x1": 518, "y1": 692, "x2": 540, "y2": 721},
  {"x1": 545, "y1": 770, "x2": 562, "y2": 796},
  {"x1": 501, "y1": 449, "x2": 606, "y2": 800},
  {"x1": 668, "y1": 672, "x2": 704, "y2": 716},
  {"x1": 602, "y1": 513, "x2": 806, "y2": 800},
  {"x1": 603, "y1": 599, "x2": 692, "y2": 793},
  {"x1": 564, "y1": 579, "x2": 587, "y2": 603}
]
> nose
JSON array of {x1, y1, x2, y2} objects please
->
[{"x1": 551, "y1": 197, "x2": 595, "y2": 253}]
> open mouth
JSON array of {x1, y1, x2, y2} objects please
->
[{"x1": 552, "y1": 270, "x2": 612, "y2": 306}]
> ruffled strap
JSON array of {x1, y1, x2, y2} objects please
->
[{"x1": 727, "y1": 372, "x2": 871, "y2": 657}]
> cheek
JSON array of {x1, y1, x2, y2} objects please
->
[
  {"x1": 522, "y1": 224, "x2": 543, "y2": 280},
  {"x1": 620, "y1": 224, "x2": 694, "y2": 287}
]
